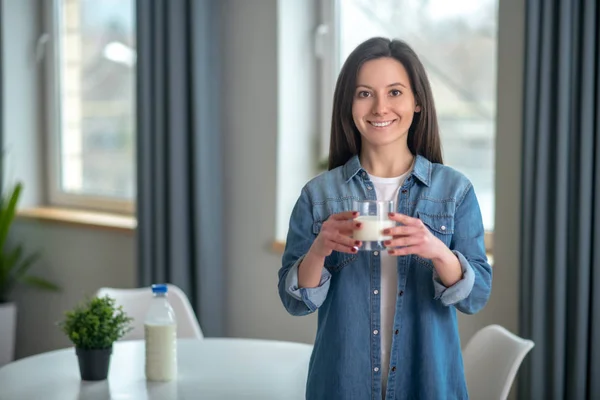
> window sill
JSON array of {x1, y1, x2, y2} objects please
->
[
  {"x1": 272, "y1": 240, "x2": 286, "y2": 254},
  {"x1": 16, "y1": 207, "x2": 136, "y2": 234}
]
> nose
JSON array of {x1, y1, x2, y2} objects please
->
[{"x1": 371, "y1": 96, "x2": 389, "y2": 115}]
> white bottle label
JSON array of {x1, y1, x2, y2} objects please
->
[{"x1": 144, "y1": 323, "x2": 177, "y2": 381}]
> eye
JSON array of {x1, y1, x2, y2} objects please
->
[
  {"x1": 357, "y1": 91, "x2": 371, "y2": 98},
  {"x1": 390, "y1": 89, "x2": 402, "y2": 97}
]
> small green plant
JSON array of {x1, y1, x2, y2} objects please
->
[
  {"x1": 0, "y1": 182, "x2": 60, "y2": 303},
  {"x1": 59, "y1": 295, "x2": 134, "y2": 350},
  {"x1": 317, "y1": 157, "x2": 328, "y2": 171}
]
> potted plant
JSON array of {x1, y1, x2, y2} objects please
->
[
  {"x1": 59, "y1": 295, "x2": 133, "y2": 381},
  {"x1": 0, "y1": 182, "x2": 60, "y2": 366}
]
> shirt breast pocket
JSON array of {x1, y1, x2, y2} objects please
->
[
  {"x1": 414, "y1": 210, "x2": 454, "y2": 269},
  {"x1": 417, "y1": 212, "x2": 454, "y2": 246}
]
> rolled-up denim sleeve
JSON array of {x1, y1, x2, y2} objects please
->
[
  {"x1": 284, "y1": 255, "x2": 331, "y2": 312},
  {"x1": 278, "y1": 187, "x2": 331, "y2": 316},
  {"x1": 432, "y1": 250, "x2": 475, "y2": 305},
  {"x1": 435, "y1": 184, "x2": 492, "y2": 314}
]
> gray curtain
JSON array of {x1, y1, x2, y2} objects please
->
[
  {"x1": 136, "y1": 0, "x2": 224, "y2": 337},
  {"x1": 520, "y1": 0, "x2": 600, "y2": 398}
]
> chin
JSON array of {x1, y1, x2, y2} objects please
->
[{"x1": 362, "y1": 131, "x2": 407, "y2": 147}]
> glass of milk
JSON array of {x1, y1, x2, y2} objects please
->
[{"x1": 352, "y1": 200, "x2": 396, "y2": 251}]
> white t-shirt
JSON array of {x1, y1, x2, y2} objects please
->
[{"x1": 368, "y1": 170, "x2": 411, "y2": 396}]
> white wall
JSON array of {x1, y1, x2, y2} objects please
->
[
  {"x1": 276, "y1": 0, "x2": 320, "y2": 242},
  {"x1": 455, "y1": 0, "x2": 525, "y2": 345},
  {"x1": 220, "y1": 0, "x2": 319, "y2": 344},
  {"x1": 467, "y1": 1, "x2": 525, "y2": 398},
  {"x1": 1, "y1": 0, "x2": 44, "y2": 206}
]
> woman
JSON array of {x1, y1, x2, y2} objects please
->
[{"x1": 278, "y1": 37, "x2": 492, "y2": 400}]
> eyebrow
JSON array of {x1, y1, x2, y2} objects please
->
[{"x1": 356, "y1": 82, "x2": 407, "y2": 90}]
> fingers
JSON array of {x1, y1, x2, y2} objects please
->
[
  {"x1": 327, "y1": 240, "x2": 358, "y2": 254},
  {"x1": 319, "y1": 229, "x2": 361, "y2": 254},
  {"x1": 330, "y1": 211, "x2": 359, "y2": 221},
  {"x1": 317, "y1": 212, "x2": 365, "y2": 255},
  {"x1": 325, "y1": 230, "x2": 361, "y2": 247},
  {"x1": 384, "y1": 235, "x2": 422, "y2": 248},
  {"x1": 387, "y1": 245, "x2": 419, "y2": 256},
  {"x1": 388, "y1": 212, "x2": 422, "y2": 226},
  {"x1": 382, "y1": 225, "x2": 420, "y2": 237},
  {"x1": 338, "y1": 227, "x2": 355, "y2": 236},
  {"x1": 324, "y1": 218, "x2": 362, "y2": 234}
]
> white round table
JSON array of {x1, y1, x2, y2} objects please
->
[{"x1": 0, "y1": 338, "x2": 312, "y2": 399}]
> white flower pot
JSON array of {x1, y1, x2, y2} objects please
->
[{"x1": 0, "y1": 302, "x2": 17, "y2": 366}]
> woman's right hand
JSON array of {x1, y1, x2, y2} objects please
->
[{"x1": 308, "y1": 211, "x2": 362, "y2": 258}]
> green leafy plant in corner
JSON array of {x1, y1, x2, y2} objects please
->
[
  {"x1": 59, "y1": 295, "x2": 134, "y2": 350},
  {"x1": 0, "y1": 182, "x2": 60, "y2": 303}
]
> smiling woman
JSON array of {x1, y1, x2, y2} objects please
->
[{"x1": 277, "y1": 37, "x2": 492, "y2": 400}]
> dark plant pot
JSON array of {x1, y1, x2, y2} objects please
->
[{"x1": 75, "y1": 346, "x2": 113, "y2": 381}]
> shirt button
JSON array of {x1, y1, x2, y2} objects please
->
[
  {"x1": 398, "y1": 290, "x2": 404, "y2": 296},
  {"x1": 373, "y1": 330, "x2": 379, "y2": 335},
  {"x1": 374, "y1": 290, "x2": 379, "y2": 295},
  {"x1": 373, "y1": 251, "x2": 379, "y2": 256},
  {"x1": 395, "y1": 329, "x2": 399, "y2": 335},
  {"x1": 401, "y1": 189, "x2": 408, "y2": 193},
  {"x1": 374, "y1": 367, "x2": 379, "y2": 372},
  {"x1": 391, "y1": 366, "x2": 397, "y2": 372},
  {"x1": 367, "y1": 185, "x2": 373, "y2": 190},
  {"x1": 441, "y1": 225, "x2": 446, "y2": 231}
]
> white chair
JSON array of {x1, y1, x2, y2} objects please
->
[
  {"x1": 462, "y1": 324, "x2": 534, "y2": 400},
  {"x1": 96, "y1": 284, "x2": 203, "y2": 341}
]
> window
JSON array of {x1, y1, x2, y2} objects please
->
[
  {"x1": 45, "y1": 0, "x2": 136, "y2": 214},
  {"x1": 317, "y1": 0, "x2": 498, "y2": 233}
]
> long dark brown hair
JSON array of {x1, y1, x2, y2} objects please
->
[{"x1": 328, "y1": 37, "x2": 443, "y2": 170}]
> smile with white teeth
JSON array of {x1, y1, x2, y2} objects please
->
[{"x1": 369, "y1": 120, "x2": 395, "y2": 127}]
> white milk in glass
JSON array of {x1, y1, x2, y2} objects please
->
[
  {"x1": 144, "y1": 284, "x2": 178, "y2": 381},
  {"x1": 353, "y1": 215, "x2": 395, "y2": 241}
]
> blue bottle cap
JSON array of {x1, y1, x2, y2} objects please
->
[{"x1": 151, "y1": 284, "x2": 168, "y2": 293}]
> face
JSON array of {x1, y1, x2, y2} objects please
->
[{"x1": 352, "y1": 57, "x2": 420, "y2": 149}]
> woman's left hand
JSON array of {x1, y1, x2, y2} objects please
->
[
  {"x1": 382, "y1": 212, "x2": 448, "y2": 260},
  {"x1": 383, "y1": 212, "x2": 463, "y2": 286}
]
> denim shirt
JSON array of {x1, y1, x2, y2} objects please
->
[{"x1": 278, "y1": 155, "x2": 492, "y2": 400}]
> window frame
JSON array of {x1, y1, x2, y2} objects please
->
[
  {"x1": 43, "y1": 0, "x2": 135, "y2": 215},
  {"x1": 315, "y1": 0, "x2": 340, "y2": 163},
  {"x1": 317, "y1": 0, "x2": 494, "y2": 253}
]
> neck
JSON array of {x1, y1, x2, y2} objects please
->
[{"x1": 360, "y1": 143, "x2": 414, "y2": 178}]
